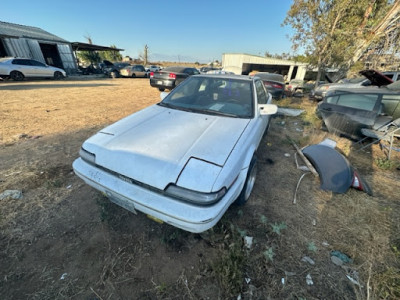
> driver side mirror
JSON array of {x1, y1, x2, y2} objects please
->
[{"x1": 258, "y1": 104, "x2": 278, "y2": 115}]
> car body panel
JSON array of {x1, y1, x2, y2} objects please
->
[
  {"x1": 73, "y1": 74, "x2": 276, "y2": 232},
  {"x1": 302, "y1": 145, "x2": 353, "y2": 193},
  {"x1": 83, "y1": 105, "x2": 250, "y2": 191}
]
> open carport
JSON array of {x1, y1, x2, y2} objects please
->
[{"x1": 222, "y1": 53, "x2": 308, "y2": 81}]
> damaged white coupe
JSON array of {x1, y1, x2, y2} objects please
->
[{"x1": 73, "y1": 75, "x2": 277, "y2": 233}]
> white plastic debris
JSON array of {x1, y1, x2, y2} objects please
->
[
  {"x1": 244, "y1": 236, "x2": 253, "y2": 249},
  {"x1": 0, "y1": 190, "x2": 23, "y2": 201},
  {"x1": 66, "y1": 185, "x2": 72, "y2": 189},
  {"x1": 346, "y1": 275, "x2": 361, "y2": 286},
  {"x1": 306, "y1": 274, "x2": 313, "y2": 285},
  {"x1": 245, "y1": 277, "x2": 251, "y2": 284},
  {"x1": 302, "y1": 256, "x2": 315, "y2": 265},
  {"x1": 60, "y1": 273, "x2": 68, "y2": 280},
  {"x1": 284, "y1": 153, "x2": 291, "y2": 157},
  {"x1": 322, "y1": 241, "x2": 330, "y2": 247},
  {"x1": 277, "y1": 107, "x2": 305, "y2": 117},
  {"x1": 281, "y1": 278, "x2": 285, "y2": 285},
  {"x1": 319, "y1": 138, "x2": 337, "y2": 149}
]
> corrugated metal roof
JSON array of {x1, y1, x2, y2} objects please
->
[{"x1": 0, "y1": 21, "x2": 69, "y2": 43}]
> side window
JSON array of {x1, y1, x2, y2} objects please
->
[
  {"x1": 326, "y1": 95, "x2": 339, "y2": 104},
  {"x1": 255, "y1": 80, "x2": 268, "y2": 104},
  {"x1": 12, "y1": 59, "x2": 32, "y2": 65},
  {"x1": 362, "y1": 80, "x2": 371, "y2": 86},
  {"x1": 192, "y1": 68, "x2": 200, "y2": 75},
  {"x1": 30, "y1": 60, "x2": 46, "y2": 67},
  {"x1": 336, "y1": 94, "x2": 378, "y2": 111},
  {"x1": 382, "y1": 95, "x2": 400, "y2": 116}
]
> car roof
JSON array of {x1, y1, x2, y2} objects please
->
[
  {"x1": 254, "y1": 72, "x2": 284, "y2": 82},
  {"x1": 193, "y1": 74, "x2": 254, "y2": 81}
]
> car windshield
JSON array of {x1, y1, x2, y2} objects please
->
[{"x1": 159, "y1": 76, "x2": 254, "y2": 118}]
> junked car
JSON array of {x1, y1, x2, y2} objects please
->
[
  {"x1": 73, "y1": 74, "x2": 277, "y2": 233},
  {"x1": 313, "y1": 70, "x2": 394, "y2": 101},
  {"x1": 0, "y1": 57, "x2": 66, "y2": 80},
  {"x1": 149, "y1": 66, "x2": 200, "y2": 91},
  {"x1": 317, "y1": 79, "x2": 400, "y2": 139}
]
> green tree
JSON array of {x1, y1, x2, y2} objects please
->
[
  {"x1": 283, "y1": 0, "x2": 399, "y2": 83},
  {"x1": 77, "y1": 51, "x2": 101, "y2": 66},
  {"x1": 99, "y1": 45, "x2": 122, "y2": 62}
]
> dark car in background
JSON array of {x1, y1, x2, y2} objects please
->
[
  {"x1": 102, "y1": 60, "x2": 131, "y2": 78},
  {"x1": 317, "y1": 79, "x2": 400, "y2": 139},
  {"x1": 150, "y1": 66, "x2": 200, "y2": 91},
  {"x1": 253, "y1": 72, "x2": 285, "y2": 99}
]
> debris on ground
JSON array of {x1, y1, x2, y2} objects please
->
[
  {"x1": 277, "y1": 107, "x2": 305, "y2": 117},
  {"x1": 0, "y1": 190, "x2": 23, "y2": 201}
]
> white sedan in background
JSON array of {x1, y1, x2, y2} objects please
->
[
  {"x1": 73, "y1": 74, "x2": 277, "y2": 233},
  {"x1": 0, "y1": 57, "x2": 66, "y2": 80}
]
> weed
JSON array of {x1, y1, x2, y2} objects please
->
[
  {"x1": 45, "y1": 179, "x2": 63, "y2": 189},
  {"x1": 212, "y1": 224, "x2": 246, "y2": 297},
  {"x1": 375, "y1": 157, "x2": 395, "y2": 170},
  {"x1": 375, "y1": 267, "x2": 400, "y2": 299},
  {"x1": 259, "y1": 214, "x2": 268, "y2": 226},
  {"x1": 270, "y1": 222, "x2": 287, "y2": 235},
  {"x1": 307, "y1": 241, "x2": 318, "y2": 253},
  {"x1": 263, "y1": 247, "x2": 275, "y2": 262}
]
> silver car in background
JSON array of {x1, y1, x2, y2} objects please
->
[{"x1": 0, "y1": 57, "x2": 66, "y2": 80}]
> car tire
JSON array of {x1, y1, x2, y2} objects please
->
[
  {"x1": 131, "y1": 73, "x2": 136, "y2": 78},
  {"x1": 235, "y1": 155, "x2": 257, "y2": 205},
  {"x1": 159, "y1": 88, "x2": 165, "y2": 92},
  {"x1": 110, "y1": 71, "x2": 118, "y2": 78},
  {"x1": 54, "y1": 71, "x2": 64, "y2": 80},
  {"x1": 10, "y1": 71, "x2": 24, "y2": 81}
]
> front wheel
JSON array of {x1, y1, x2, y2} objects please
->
[
  {"x1": 10, "y1": 71, "x2": 24, "y2": 81},
  {"x1": 235, "y1": 156, "x2": 257, "y2": 205},
  {"x1": 131, "y1": 73, "x2": 136, "y2": 78}
]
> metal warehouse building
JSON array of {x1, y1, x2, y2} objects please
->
[
  {"x1": 0, "y1": 21, "x2": 77, "y2": 74},
  {"x1": 222, "y1": 53, "x2": 309, "y2": 81}
]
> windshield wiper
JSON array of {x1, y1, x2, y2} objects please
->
[{"x1": 200, "y1": 109, "x2": 239, "y2": 118}]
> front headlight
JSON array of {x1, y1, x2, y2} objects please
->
[
  {"x1": 79, "y1": 147, "x2": 96, "y2": 164},
  {"x1": 165, "y1": 184, "x2": 226, "y2": 205}
]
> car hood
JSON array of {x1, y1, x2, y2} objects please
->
[
  {"x1": 359, "y1": 69, "x2": 393, "y2": 87},
  {"x1": 83, "y1": 105, "x2": 250, "y2": 190}
]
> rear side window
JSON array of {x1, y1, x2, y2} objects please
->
[
  {"x1": 336, "y1": 94, "x2": 379, "y2": 111},
  {"x1": 382, "y1": 95, "x2": 400, "y2": 117},
  {"x1": 12, "y1": 59, "x2": 32, "y2": 65}
]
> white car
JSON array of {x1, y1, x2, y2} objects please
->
[
  {"x1": 0, "y1": 57, "x2": 66, "y2": 80},
  {"x1": 73, "y1": 75, "x2": 277, "y2": 233}
]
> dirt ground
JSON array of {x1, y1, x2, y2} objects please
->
[{"x1": 1, "y1": 77, "x2": 399, "y2": 299}]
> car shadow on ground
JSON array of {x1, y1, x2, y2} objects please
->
[{"x1": 0, "y1": 83, "x2": 115, "y2": 90}]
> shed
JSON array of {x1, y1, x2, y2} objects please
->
[
  {"x1": 0, "y1": 21, "x2": 77, "y2": 74},
  {"x1": 222, "y1": 53, "x2": 309, "y2": 81}
]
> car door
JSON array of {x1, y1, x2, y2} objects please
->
[
  {"x1": 11, "y1": 59, "x2": 35, "y2": 77},
  {"x1": 254, "y1": 80, "x2": 270, "y2": 144},
  {"x1": 319, "y1": 93, "x2": 381, "y2": 138},
  {"x1": 30, "y1": 59, "x2": 52, "y2": 77}
]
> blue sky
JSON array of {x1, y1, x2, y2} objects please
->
[{"x1": 0, "y1": 0, "x2": 296, "y2": 63}]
